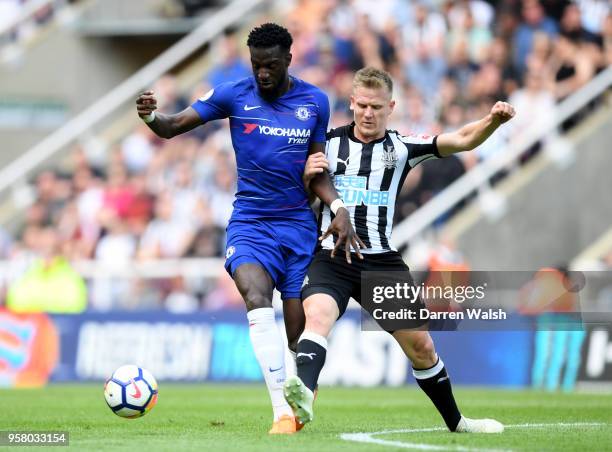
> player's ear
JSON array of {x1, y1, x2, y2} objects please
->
[
  {"x1": 389, "y1": 99, "x2": 395, "y2": 114},
  {"x1": 285, "y1": 52, "x2": 292, "y2": 67},
  {"x1": 349, "y1": 95, "x2": 355, "y2": 111}
]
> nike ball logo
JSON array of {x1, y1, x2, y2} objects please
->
[
  {"x1": 269, "y1": 366, "x2": 283, "y2": 372},
  {"x1": 244, "y1": 105, "x2": 261, "y2": 111},
  {"x1": 129, "y1": 378, "x2": 142, "y2": 399}
]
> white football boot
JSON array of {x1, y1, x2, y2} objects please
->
[
  {"x1": 283, "y1": 375, "x2": 315, "y2": 425},
  {"x1": 455, "y1": 416, "x2": 504, "y2": 433}
]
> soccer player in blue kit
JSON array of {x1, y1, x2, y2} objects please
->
[{"x1": 136, "y1": 23, "x2": 362, "y2": 434}]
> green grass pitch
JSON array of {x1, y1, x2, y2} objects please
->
[{"x1": 1, "y1": 384, "x2": 611, "y2": 451}]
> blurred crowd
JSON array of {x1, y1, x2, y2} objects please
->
[
  {"x1": 0, "y1": 0, "x2": 81, "y2": 46},
  {"x1": 1, "y1": 0, "x2": 610, "y2": 312}
]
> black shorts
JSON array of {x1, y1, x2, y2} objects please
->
[{"x1": 301, "y1": 250, "x2": 428, "y2": 330}]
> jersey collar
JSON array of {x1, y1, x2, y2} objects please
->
[
  {"x1": 254, "y1": 75, "x2": 298, "y2": 103},
  {"x1": 348, "y1": 122, "x2": 388, "y2": 144}
]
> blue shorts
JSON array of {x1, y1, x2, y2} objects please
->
[{"x1": 224, "y1": 218, "x2": 318, "y2": 300}]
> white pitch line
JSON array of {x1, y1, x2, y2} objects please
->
[
  {"x1": 340, "y1": 422, "x2": 607, "y2": 451},
  {"x1": 503, "y1": 422, "x2": 605, "y2": 429}
]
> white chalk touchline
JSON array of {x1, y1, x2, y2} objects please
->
[{"x1": 340, "y1": 422, "x2": 607, "y2": 452}]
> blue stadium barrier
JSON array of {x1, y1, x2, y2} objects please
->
[{"x1": 36, "y1": 311, "x2": 533, "y2": 387}]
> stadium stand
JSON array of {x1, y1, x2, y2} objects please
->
[{"x1": 0, "y1": 0, "x2": 70, "y2": 46}]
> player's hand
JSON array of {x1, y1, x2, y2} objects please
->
[
  {"x1": 303, "y1": 152, "x2": 328, "y2": 187},
  {"x1": 320, "y1": 207, "x2": 366, "y2": 264},
  {"x1": 490, "y1": 101, "x2": 515, "y2": 125},
  {"x1": 136, "y1": 90, "x2": 158, "y2": 117}
]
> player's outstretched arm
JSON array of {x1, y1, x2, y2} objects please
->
[
  {"x1": 307, "y1": 143, "x2": 366, "y2": 263},
  {"x1": 437, "y1": 101, "x2": 515, "y2": 157},
  {"x1": 136, "y1": 90, "x2": 204, "y2": 139}
]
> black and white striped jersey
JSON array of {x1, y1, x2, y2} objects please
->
[{"x1": 319, "y1": 123, "x2": 441, "y2": 254}]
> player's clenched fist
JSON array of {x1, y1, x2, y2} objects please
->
[
  {"x1": 303, "y1": 152, "x2": 329, "y2": 186},
  {"x1": 136, "y1": 90, "x2": 158, "y2": 117},
  {"x1": 490, "y1": 101, "x2": 515, "y2": 124}
]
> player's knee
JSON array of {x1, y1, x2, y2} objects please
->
[
  {"x1": 244, "y1": 293, "x2": 272, "y2": 311},
  {"x1": 304, "y1": 300, "x2": 336, "y2": 335}
]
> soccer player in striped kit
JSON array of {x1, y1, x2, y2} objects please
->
[{"x1": 286, "y1": 67, "x2": 515, "y2": 433}]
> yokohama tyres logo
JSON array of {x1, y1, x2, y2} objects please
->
[
  {"x1": 242, "y1": 123, "x2": 311, "y2": 138},
  {"x1": 242, "y1": 123, "x2": 258, "y2": 134}
]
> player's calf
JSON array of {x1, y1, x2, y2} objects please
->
[
  {"x1": 295, "y1": 331, "x2": 328, "y2": 392},
  {"x1": 393, "y1": 330, "x2": 437, "y2": 369},
  {"x1": 283, "y1": 298, "x2": 305, "y2": 353},
  {"x1": 412, "y1": 357, "x2": 462, "y2": 431},
  {"x1": 294, "y1": 296, "x2": 335, "y2": 394}
]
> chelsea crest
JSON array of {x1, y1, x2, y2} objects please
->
[{"x1": 295, "y1": 106, "x2": 311, "y2": 121}]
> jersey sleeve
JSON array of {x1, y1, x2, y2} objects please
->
[
  {"x1": 398, "y1": 133, "x2": 441, "y2": 168},
  {"x1": 190, "y1": 82, "x2": 234, "y2": 122},
  {"x1": 312, "y1": 90, "x2": 330, "y2": 144},
  {"x1": 324, "y1": 139, "x2": 334, "y2": 176}
]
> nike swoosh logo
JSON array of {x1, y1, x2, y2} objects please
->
[
  {"x1": 244, "y1": 105, "x2": 261, "y2": 111},
  {"x1": 269, "y1": 366, "x2": 283, "y2": 372},
  {"x1": 129, "y1": 378, "x2": 142, "y2": 399},
  {"x1": 437, "y1": 376, "x2": 449, "y2": 383}
]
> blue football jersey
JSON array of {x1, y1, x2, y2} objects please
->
[{"x1": 191, "y1": 76, "x2": 330, "y2": 221}]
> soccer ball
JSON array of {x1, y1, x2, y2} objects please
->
[{"x1": 104, "y1": 365, "x2": 158, "y2": 418}]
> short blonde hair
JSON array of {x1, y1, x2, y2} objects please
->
[{"x1": 353, "y1": 67, "x2": 393, "y2": 94}]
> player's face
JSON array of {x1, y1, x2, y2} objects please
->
[
  {"x1": 249, "y1": 46, "x2": 291, "y2": 96},
  {"x1": 350, "y1": 86, "x2": 395, "y2": 142}
]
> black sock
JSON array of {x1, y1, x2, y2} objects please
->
[
  {"x1": 296, "y1": 336, "x2": 327, "y2": 392},
  {"x1": 413, "y1": 358, "x2": 462, "y2": 431}
]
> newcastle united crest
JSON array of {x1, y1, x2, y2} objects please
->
[{"x1": 382, "y1": 142, "x2": 398, "y2": 169}]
